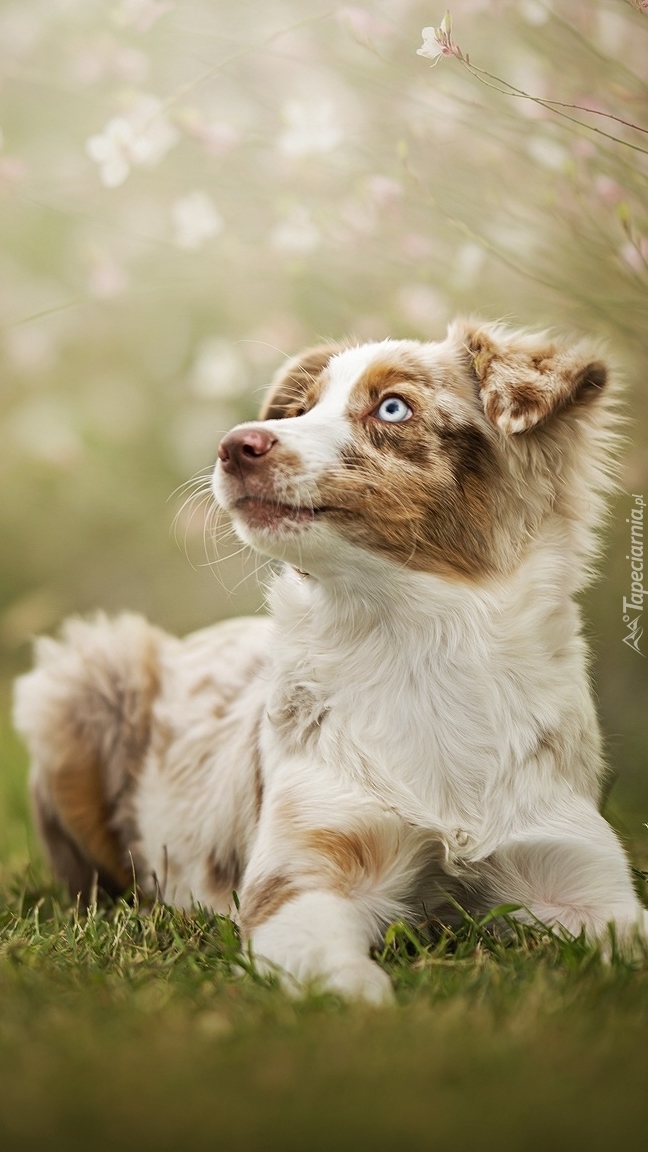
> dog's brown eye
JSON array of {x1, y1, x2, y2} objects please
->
[{"x1": 374, "y1": 396, "x2": 412, "y2": 423}]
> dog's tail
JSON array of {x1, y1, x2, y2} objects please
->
[{"x1": 13, "y1": 613, "x2": 162, "y2": 901}]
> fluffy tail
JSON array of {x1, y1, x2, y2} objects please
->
[{"x1": 13, "y1": 613, "x2": 162, "y2": 901}]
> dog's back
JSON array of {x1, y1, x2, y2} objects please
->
[
  {"x1": 14, "y1": 613, "x2": 270, "y2": 904},
  {"x1": 14, "y1": 613, "x2": 163, "y2": 899}
]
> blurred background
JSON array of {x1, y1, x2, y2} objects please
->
[{"x1": 1, "y1": 0, "x2": 647, "y2": 870}]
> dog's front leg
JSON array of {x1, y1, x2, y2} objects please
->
[
  {"x1": 237, "y1": 790, "x2": 398, "y2": 1005},
  {"x1": 484, "y1": 804, "x2": 648, "y2": 952},
  {"x1": 243, "y1": 887, "x2": 395, "y2": 1005}
]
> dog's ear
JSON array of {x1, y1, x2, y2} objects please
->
[
  {"x1": 451, "y1": 319, "x2": 609, "y2": 435},
  {"x1": 260, "y1": 344, "x2": 344, "y2": 420}
]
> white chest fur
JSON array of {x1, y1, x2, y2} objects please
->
[{"x1": 263, "y1": 542, "x2": 602, "y2": 862}]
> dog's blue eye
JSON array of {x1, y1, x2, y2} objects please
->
[{"x1": 375, "y1": 396, "x2": 412, "y2": 423}]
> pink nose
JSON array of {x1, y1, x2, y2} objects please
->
[{"x1": 218, "y1": 426, "x2": 278, "y2": 474}]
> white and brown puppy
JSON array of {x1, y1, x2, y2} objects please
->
[{"x1": 14, "y1": 319, "x2": 647, "y2": 1004}]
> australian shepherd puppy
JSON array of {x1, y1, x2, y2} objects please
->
[{"x1": 14, "y1": 319, "x2": 647, "y2": 1004}]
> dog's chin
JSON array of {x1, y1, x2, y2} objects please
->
[
  {"x1": 234, "y1": 496, "x2": 318, "y2": 532},
  {"x1": 227, "y1": 496, "x2": 324, "y2": 561}
]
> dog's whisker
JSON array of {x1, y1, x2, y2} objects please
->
[
  {"x1": 168, "y1": 467, "x2": 215, "y2": 502},
  {"x1": 171, "y1": 492, "x2": 212, "y2": 556},
  {"x1": 171, "y1": 483, "x2": 213, "y2": 528}
]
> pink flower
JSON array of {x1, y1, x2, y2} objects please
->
[
  {"x1": 336, "y1": 8, "x2": 392, "y2": 45},
  {"x1": 112, "y1": 0, "x2": 175, "y2": 34},
  {"x1": 620, "y1": 239, "x2": 648, "y2": 273},
  {"x1": 86, "y1": 248, "x2": 129, "y2": 299},
  {"x1": 176, "y1": 108, "x2": 240, "y2": 157},
  {"x1": 594, "y1": 175, "x2": 624, "y2": 207}
]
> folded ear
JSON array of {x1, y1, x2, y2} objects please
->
[
  {"x1": 260, "y1": 344, "x2": 345, "y2": 420},
  {"x1": 451, "y1": 320, "x2": 609, "y2": 435}
]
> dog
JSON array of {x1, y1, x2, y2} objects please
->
[{"x1": 13, "y1": 318, "x2": 647, "y2": 1004}]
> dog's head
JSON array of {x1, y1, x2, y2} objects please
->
[{"x1": 212, "y1": 320, "x2": 618, "y2": 583}]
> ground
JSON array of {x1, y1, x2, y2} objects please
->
[{"x1": 1, "y1": 696, "x2": 648, "y2": 1152}]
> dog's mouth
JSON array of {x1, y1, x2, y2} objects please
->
[{"x1": 233, "y1": 496, "x2": 326, "y2": 530}]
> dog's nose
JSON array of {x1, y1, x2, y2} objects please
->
[{"x1": 218, "y1": 426, "x2": 278, "y2": 474}]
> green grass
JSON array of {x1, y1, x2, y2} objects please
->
[
  {"x1": 2, "y1": 699, "x2": 648, "y2": 1152},
  {"x1": 2, "y1": 879, "x2": 648, "y2": 1152}
]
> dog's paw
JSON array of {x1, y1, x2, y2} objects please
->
[
  {"x1": 253, "y1": 951, "x2": 395, "y2": 1006},
  {"x1": 574, "y1": 908, "x2": 648, "y2": 962},
  {"x1": 320, "y1": 958, "x2": 396, "y2": 1006},
  {"x1": 249, "y1": 889, "x2": 396, "y2": 1004}
]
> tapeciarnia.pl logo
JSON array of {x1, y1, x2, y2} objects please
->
[{"x1": 622, "y1": 494, "x2": 645, "y2": 656}]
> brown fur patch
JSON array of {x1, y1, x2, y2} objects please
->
[
  {"x1": 463, "y1": 324, "x2": 610, "y2": 435},
  {"x1": 252, "y1": 726, "x2": 264, "y2": 821},
  {"x1": 108, "y1": 629, "x2": 161, "y2": 780},
  {"x1": 240, "y1": 874, "x2": 301, "y2": 934},
  {"x1": 240, "y1": 813, "x2": 489, "y2": 938},
  {"x1": 25, "y1": 615, "x2": 163, "y2": 898},
  {"x1": 260, "y1": 344, "x2": 344, "y2": 421},
  {"x1": 49, "y1": 755, "x2": 132, "y2": 892},
  {"x1": 314, "y1": 353, "x2": 502, "y2": 580},
  {"x1": 301, "y1": 822, "x2": 478, "y2": 925},
  {"x1": 208, "y1": 847, "x2": 242, "y2": 900},
  {"x1": 150, "y1": 717, "x2": 175, "y2": 761},
  {"x1": 32, "y1": 781, "x2": 96, "y2": 903},
  {"x1": 348, "y1": 358, "x2": 436, "y2": 416},
  {"x1": 304, "y1": 827, "x2": 397, "y2": 894},
  {"x1": 269, "y1": 684, "x2": 328, "y2": 755},
  {"x1": 188, "y1": 675, "x2": 217, "y2": 698}
]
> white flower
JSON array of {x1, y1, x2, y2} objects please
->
[
  {"x1": 417, "y1": 27, "x2": 445, "y2": 62},
  {"x1": 86, "y1": 117, "x2": 135, "y2": 186},
  {"x1": 270, "y1": 207, "x2": 321, "y2": 256},
  {"x1": 171, "y1": 191, "x2": 223, "y2": 250},
  {"x1": 416, "y1": 13, "x2": 460, "y2": 64},
  {"x1": 190, "y1": 338, "x2": 245, "y2": 399},
  {"x1": 86, "y1": 95, "x2": 179, "y2": 187},
  {"x1": 126, "y1": 95, "x2": 179, "y2": 164},
  {"x1": 279, "y1": 100, "x2": 343, "y2": 157}
]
